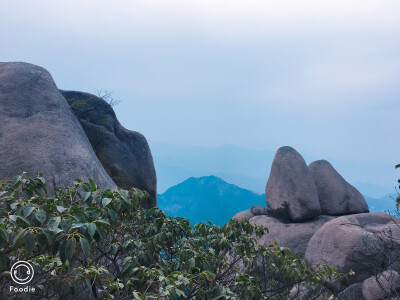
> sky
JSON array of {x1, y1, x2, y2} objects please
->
[{"x1": 1, "y1": 0, "x2": 400, "y2": 189}]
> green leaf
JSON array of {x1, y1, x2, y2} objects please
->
[
  {"x1": 71, "y1": 222, "x2": 85, "y2": 230},
  {"x1": 88, "y1": 223, "x2": 96, "y2": 237},
  {"x1": 118, "y1": 189, "x2": 130, "y2": 204},
  {"x1": 85, "y1": 278, "x2": 93, "y2": 294},
  {"x1": 57, "y1": 205, "x2": 66, "y2": 213},
  {"x1": 108, "y1": 209, "x2": 117, "y2": 223},
  {"x1": 88, "y1": 178, "x2": 97, "y2": 192},
  {"x1": 35, "y1": 209, "x2": 46, "y2": 224},
  {"x1": 10, "y1": 203, "x2": 19, "y2": 211},
  {"x1": 94, "y1": 219, "x2": 110, "y2": 227},
  {"x1": 65, "y1": 238, "x2": 76, "y2": 261},
  {"x1": 13, "y1": 229, "x2": 27, "y2": 248},
  {"x1": 81, "y1": 192, "x2": 91, "y2": 203},
  {"x1": 70, "y1": 206, "x2": 88, "y2": 221},
  {"x1": 96, "y1": 226, "x2": 106, "y2": 241},
  {"x1": 25, "y1": 232, "x2": 35, "y2": 254},
  {"x1": 35, "y1": 233, "x2": 48, "y2": 252},
  {"x1": 53, "y1": 228, "x2": 64, "y2": 235},
  {"x1": 188, "y1": 257, "x2": 195, "y2": 267},
  {"x1": 80, "y1": 237, "x2": 90, "y2": 256},
  {"x1": 15, "y1": 216, "x2": 31, "y2": 228},
  {"x1": 13, "y1": 175, "x2": 22, "y2": 187},
  {"x1": 60, "y1": 240, "x2": 67, "y2": 263},
  {"x1": 23, "y1": 206, "x2": 35, "y2": 218},
  {"x1": 48, "y1": 217, "x2": 61, "y2": 231},
  {"x1": 0, "y1": 227, "x2": 7, "y2": 243},
  {"x1": 102, "y1": 197, "x2": 112, "y2": 207},
  {"x1": 8, "y1": 215, "x2": 17, "y2": 222},
  {"x1": 396, "y1": 164, "x2": 400, "y2": 169}
]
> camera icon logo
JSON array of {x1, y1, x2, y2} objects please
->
[{"x1": 10, "y1": 261, "x2": 34, "y2": 285}]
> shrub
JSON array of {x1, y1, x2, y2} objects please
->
[{"x1": 0, "y1": 173, "x2": 340, "y2": 299}]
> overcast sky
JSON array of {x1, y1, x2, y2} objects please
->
[{"x1": 1, "y1": 0, "x2": 399, "y2": 187}]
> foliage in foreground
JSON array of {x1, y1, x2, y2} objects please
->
[{"x1": 0, "y1": 173, "x2": 341, "y2": 299}]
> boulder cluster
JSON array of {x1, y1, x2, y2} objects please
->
[
  {"x1": 266, "y1": 146, "x2": 369, "y2": 222},
  {"x1": 234, "y1": 146, "x2": 400, "y2": 297},
  {"x1": 0, "y1": 62, "x2": 157, "y2": 207}
]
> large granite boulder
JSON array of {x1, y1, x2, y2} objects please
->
[
  {"x1": 0, "y1": 62, "x2": 116, "y2": 191},
  {"x1": 232, "y1": 206, "x2": 269, "y2": 221},
  {"x1": 337, "y1": 283, "x2": 364, "y2": 300},
  {"x1": 362, "y1": 270, "x2": 400, "y2": 300},
  {"x1": 305, "y1": 212, "x2": 400, "y2": 289},
  {"x1": 250, "y1": 214, "x2": 334, "y2": 257},
  {"x1": 61, "y1": 91, "x2": 157, "y2": 208},
  {"x1": 232, "y1": 209, "x2": 256, "y2": 220},
  {"x1": 265, "y1": 146, "x2": 321, "y2": 222},
  {"x1": 309, "y1": 160, "x2": 369, "y2": 215}
]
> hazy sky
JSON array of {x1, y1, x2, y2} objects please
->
[{"x1": 1, "y1": 0, "x2": 400, "y2": 187}]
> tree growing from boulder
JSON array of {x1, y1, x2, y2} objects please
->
[{"x1": 96, "y1": 90, "x2": 121, "y2": 107}]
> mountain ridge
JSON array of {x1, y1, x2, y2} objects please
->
[
  {"x1": 157, "y1": 175, "x2": 265, "y2": 225},
  {"x1": 150, "y1": 141, "x2": 395, "y2": 198},
  {"x1": 158, "y1": 175, "x2": 398, "y2": 225}
]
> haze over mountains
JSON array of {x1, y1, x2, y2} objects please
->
[
  {"x1": 158, "y1": 175, "x2": 397, "y2": 225},
  {"x1": 149, "y1": 141, "x2": 396, "y2": 198}
]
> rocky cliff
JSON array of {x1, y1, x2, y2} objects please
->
[{"x1": 0, "y1": 62, "x2": 156, "y2": 208}]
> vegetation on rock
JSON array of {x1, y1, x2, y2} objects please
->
[{"x1": 0, "y1": 174, "x2": 341, "y2": 299}]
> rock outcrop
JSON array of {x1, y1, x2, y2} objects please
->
[
  {"x1": 232, "y1": 145, "x2": 400, "y2": 296},
  {"x1": 265, "y1": 146, "x2": 321, "y2": 222},
  {"x1": 61, "y1": 91, "x2": 157, "y2": 208},
  {"x1": 251, "y1": 205, "x2": 269, "y2": 216},
  {"x1": 250, "y1": 214, "x2": 334, "y2": 257},
  {"x1": 362, "y1": 270, "x2": 400, "y2": 300},
  {"x1": 0, "y1": 62, "x2": 116, "y2": 191},
  {"x1": 337, "y1": 283, "x2": 364, "y2": 300},
  {"x1": 305, "y1": 212, "x2": 400, "y2": 288},
  {"x1": 309, "y1": 160, "x2": 369, "y2": 215},
  {"x1": 232, "y1": 209, "x2": 255, "y2": 220}
]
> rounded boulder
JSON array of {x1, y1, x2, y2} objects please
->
[
  {"x1": 0, "y1": 62, "x2": 116, "y2": 191},
  {"x1": 265, "y1": 146, "x2": 321, "y2": 222},
  {"x1": 305, "y1": 212, "x2": 400, "y2": 289},
  {"x1": 309, "y1": 160, "x2": 369, "y2": 215}
]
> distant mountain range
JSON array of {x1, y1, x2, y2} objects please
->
[
  {"x1": 157, "y1": 176, "x2": 265, "y2": 225},
  {"x1": 149, "y1": 141, "x2": 396, "y2": 199},
  {"x1": 365, "y1": 194, "x2": 397, "y2": 214},
  {"x1": 157, "y1": 175, "x2": 398, "y2": 225}
]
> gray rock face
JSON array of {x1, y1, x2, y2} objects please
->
[
  {"x1": 265, "y1": 146, "x2": 321, "y2": 221},
  {"x1": 305, "y1": 212, "x2": 400, "y2": 289},
  {"x1": 289, "y1": 284, "x2": 313, "y2": 299},
  {"x1": 0, "y1": 62, "x2": 116, "y2": 191},
  {"x1": 61, "y1": 90, "x2": 157, "y2": 208},
  {"x1": 337, "y1": 283, "x2": 364, "y2": 300},
  {"x1": 251, "y1": 205, "x2": 268, "y2": 216},
  {"x1": 362, "y1": 270, "x2": 400, "y2": 300},
  {"x1": 232, "y1": 209, "x2": 254, "y2": 220},
  {"x1": 309, "y1": 160, "x2": 369, "y2": 215},
  {"x1": 249, "y1": 214, "x2": 334, "y2": 257}
]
